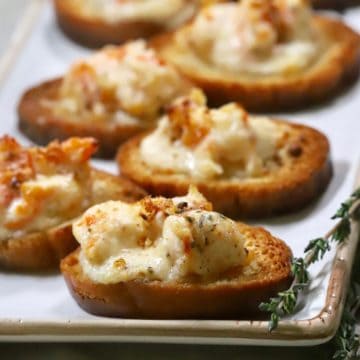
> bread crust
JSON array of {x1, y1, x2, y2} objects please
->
[
  {"x1": 152, "y1": 16, "x2": 360, "y2": 111},
  {"x1": 54, "y1": 0, "x2": 185, "y2": 48},
  {"x1": 312, "y1": 0, "x2": 360, "y2": 9},
  {"x1": 18, "y1": 79, "x2": 149, "y2": 159},
  {"x1": 0, "y1": 170, "x2": 146, "y2": 271},
  {"x1": 117, "y1": 121, "x2": 332, "y2": 218},
  {"x1": 61, "y1": 223, "x2": 293, "y2": 319}
]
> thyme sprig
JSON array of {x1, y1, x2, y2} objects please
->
[
  {"x1": 259, "y1": 189, "x2": 360, "y2": 332},
  {"x1": 333, "y1": 282, "x2": 360, "y2": 360},
  {"x1": 332, "y1": 246, "x2": 360, "y2": 360}
]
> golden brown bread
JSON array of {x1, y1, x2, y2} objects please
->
[
  {"x1": 152, "y1": 16, "x2": 360, "y2": 111},
  {"x1": 54, "y1": 0, "x2": 193, "y2": 48},
  {"x1": 312, "y1": 0, "x2": 360, "y2": 9},
  {"x1": 54, "y1": 0, "x2": 225, "y2": 48},
  {"x1": 18, "y1": 79, "x2": 149, "y2": 159},
  {"x1": 0, "y1": 169, "x2": 146, "y2": 271},
  {"x1": 61, "y1": 222, "x2": 292, "y2": 319},
  {"x1": 117, "y1": 120, "x2": 332, "y2": 219}
]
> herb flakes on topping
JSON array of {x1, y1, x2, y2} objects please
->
[
  {"x1": 199, "y1": 214, "x2": 205, "y2": 228},
  {"x1": 176, "y1": 201, "x2": 188, "y2": 211},
  {"x1": 140, "y1": 213, "x2": 148, "y2": 221},
  {"x1": 185, "y1": 215, "x2": 194, "y2": 223}
]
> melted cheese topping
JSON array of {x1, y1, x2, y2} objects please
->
[
  {"x1": 56, "y1": 41, "x2": 188, "y2": 123},
  {"x1": 188, "y1": 0, "x2": 319, "y2": 75},
  {"x1": 74, "y1": 0, "x2": 198, "y2": 27},
  {"x1": 140, "y1": 89, "x2": 288, "y2": 181},
  {"x1": 75, "y1": 187, "x2": 247, "y2": 284},
  {"x1": 0, "y1": 136, "x2": 97, "y2": 240}
]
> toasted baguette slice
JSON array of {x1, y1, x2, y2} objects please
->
[
  {"x1": 152, "y1": 16, "x2": 360, "y2": 111},
  {"x1": 54, "y1": 0, "x2": 197, "y2": 48},
  {"x1": 0, "y1": 170, "x2": 146, "y2": 271},
  {"x1": 61, "y1": 223, "x2": 292, "y2": 319},
  {"x1": 18, "y1": 79, "x2": 149, "y2": 159},
  {"x1": 117, "y1": 121, "x2": 332, "y2": 219},
  {"x1": 312, "y1": 0, "x2": 360, "y2": 9}
]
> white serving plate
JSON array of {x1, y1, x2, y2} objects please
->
[{"x1": 0, "y1": 0, "x2": 359, "y2": 345}]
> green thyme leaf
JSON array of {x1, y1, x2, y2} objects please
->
[
  {"x1": 304, "y1": 238, "x2": 331, "y2": 264},
  {"x1": 291, "y1": 257, "x2": 309, "y2": 284},
  {"x1": 332, "y1": 219, "x2": 351, "y2": 243},
  {"x1": 269, "y1": 312, "x2": 279, "y2": 332}
]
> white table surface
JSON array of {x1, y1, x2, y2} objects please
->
[{"x1": 0, "y1": 0, "x2": 357, "y2": 358}]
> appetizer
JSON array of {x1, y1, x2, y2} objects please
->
[
  {"x1": 152, "y1": 0, "x2": 360, "y2": 111},
  {"x1": 54, "y1": 0, "x2": 212, "y2": 48},
  {"x1": 18, "y1": 40, "x2": 189, "y2": 158},
  {"x1": 117, "y1": 89, "x2": 332, "y2": 218},
  {"x1": 61, "y1": 187, "x2": 292, "y2": 318},
  {"x1": 0, "y1": 136, "x2": 145, "y2": 270}
]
